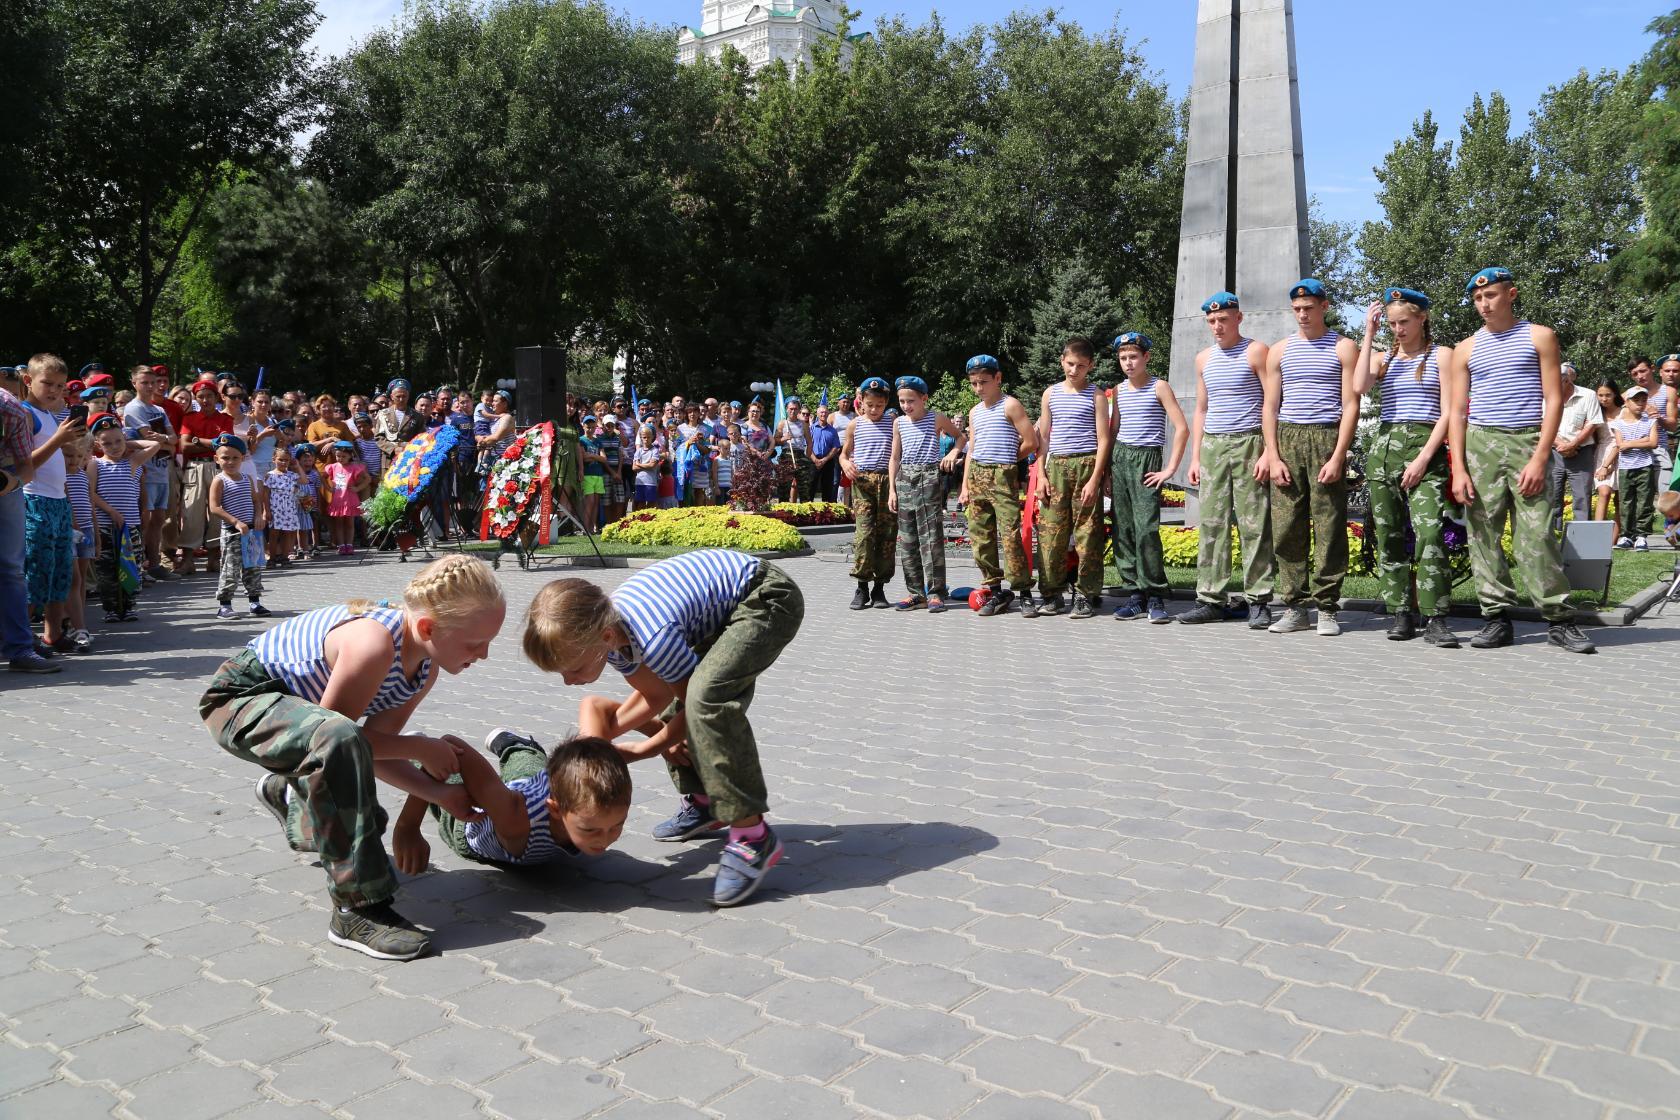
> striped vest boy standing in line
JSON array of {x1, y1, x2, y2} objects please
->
[
  {"x1": 840, "y1": 377, "x2": 897, "y2": 610},
  {"x1": 1264, "y1": 279, "x2": 1360, "y2": 637},
  {"x1": 887, "y1": 376, "x2": 963, "y2": 612},
  {"x1": 1179, "y1": 292, "x2": 1276, "y2": 628},
  {"x1": 959, "y1": 355, "x2": 1039, "y2": 616},
  {"x1": 1107, "y1": 332, "x2": 1188, "y2": 623},
  {"x1": 1033, "y1": 337, "x2": 1113, "y2": 618},
  {"x1": 1447, "y1": 266, "x2": 1595, "y2": 654}
]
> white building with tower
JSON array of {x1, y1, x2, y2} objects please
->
[{"x1": 676, "y1": 1, "x2": 863, "y2": 73}]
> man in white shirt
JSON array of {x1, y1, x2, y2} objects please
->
[{"x1": 1550, "y1": 361, "x2": 1603, "y2": 530}]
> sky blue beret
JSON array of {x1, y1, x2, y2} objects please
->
[
  {"x1": 1113, "y1": 332, "x2": 1153, "y2": 353},
  {"x1": 859, "y1": 377, "x2": 891, "y2": 396},
  {"x1": 1201, "y1": 292, "x2": 1239, "y2": 313},
  {"x1": 965, "y1": 354, "x2": 1000, "y2": 372},
  {"x1": 1383, "y1": 286, "x2": 1432, "y2": 311},
  {"x1": 1289, "y1": 278, "x2": 1327, "y2": 300},
  {"x1": 212, "y1": 434, "x2": 248, "y2": 454},
  {"x1": 1465, "y1": 266, "x2": 1514, "y2": 294},
  {"x1": 894, "y1": 376, "x2": 929, "y2": 395}
]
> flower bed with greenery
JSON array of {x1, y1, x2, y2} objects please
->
[
  {"x1": 1153, "y1": 524, "x2": 1378, "y2": 574},
  {"x1": 602, "y1": 506, "x2": 805, "y2": 552},
  {"x1": 764, "y1": 501, "x2": 853, "y2": 526}
]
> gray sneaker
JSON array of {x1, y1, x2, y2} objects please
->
[
  {"x1": 484, "y1": 726, "x2": 541, "y2": 760},
  {"x1": 1316, "y1": 610, "x2": 1341, "y2": 637},
  {"x1": 255, "y1": 773, "x2": 290, "y2": 833},
  {"x1": 328, "y1": 902, "x2": 431, "y2": 961},
  {"x1": 1268, "y1": 605, "x2": 1312, "y2": 634}
]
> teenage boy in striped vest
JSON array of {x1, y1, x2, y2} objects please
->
[
  {"x1": 1447, "y1": 267, "x2": 1596, "y2": 654},
  {"x1": 841, "y1": 377, "x2": 897, "y2": 610},
  {"x1": 958, "y1": 354, "x2": 1039, "y2": 616},
  {"x1": 1107, "y1": 332, "x2": 1187, "y2": 623},
  {"x1": 1264, "y1": 279, "x2": 1360, "y2": 637},
  {"x1": 1034, "y1": 337, "x2": 1113, "y2": 618},
  {"x1": 1180, "y1": 292, "x2": 1276, "y2": 628}
]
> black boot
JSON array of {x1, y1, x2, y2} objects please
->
[
  {"x1": 1469, "y1": 615, "x2": 1513, "y2": 649},
  {"x1": 1387, "y1": 611, "x2": 1418, "y2": 641},
  {"x1": 870, "y1": 581, "x2": 890, "y2": 608},
  {"x1": 1018, "y1": 590, "x2": 1040, "y2": 619},
  {"x1": 1547, "y1": 621, "x2": 1597, "y2": 654},
  {"x1": 1423, "y1": 616, "x2": 1460, "y2": 648},
  {"x1": 849, "y1": 581, "x2": 870, "y2": 611}
]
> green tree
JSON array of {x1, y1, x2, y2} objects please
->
[
  {"x1": 1023, "y1": 254, "x2": 1122, "y2": 409},
  {"x1": 1617, "y1": 11, "x2": 1680, "y2": 355},
  {"x1": 1359, "y1": 112, "x2": 1459, "y2": 329}
]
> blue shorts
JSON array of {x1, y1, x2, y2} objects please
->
[
  {"x1": 24, "y1": 494, "x2": 73, "y2": 606},
  {"x1": 634, "y1": 483, "x2": 658, "y2": 505},
  {"x1": 75, "y1": 526, "x2": 94, "y2": 560},
  {"x1": 142, "y1": 478, "x2": 170, "y2": 512}
]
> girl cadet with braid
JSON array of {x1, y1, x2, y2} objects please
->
[
  {"x1": 887, "y1": 375, "x2": 963, "y2": 612},
  {"x1": 198, "y1": 554, "x2": 507, "y2": 960},
  {"x1": 1354, "y1": 287, "x2": 1459, "y2": 648}
]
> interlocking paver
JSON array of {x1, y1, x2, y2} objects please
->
[{"x1": 3, "y1": 550, "x2": 1677, "y2": 1118}]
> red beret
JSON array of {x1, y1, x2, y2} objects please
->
[{"x1": 191, "y1": 379, "x2": 219, "y2": 393}]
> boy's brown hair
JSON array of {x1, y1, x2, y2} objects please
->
[{"x1": 546, "y1": 735, "x2": 632, "y2": 813}]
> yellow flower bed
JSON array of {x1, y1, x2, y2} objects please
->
[
  {"x1": 1154, "y1": 525, "x2": 1375, "y2": 571},
  {"x1": 602, "y1": 506, "x2": 804, "y2": 552}
]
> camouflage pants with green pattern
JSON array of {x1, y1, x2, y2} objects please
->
[
  {"x1": 1271, "y1": 422, "x2": 1348, "y2": 609},
  {"x1": 1464, "y1": 426, "x2": 1572, "y2": 622},
  {"x1": 1038, "y1": 453, "x2": 1103, "y2": 598},
  {"x1": 199, "y1": 649, "x2": 396, "y2": 908},
  {"x1": 430, "y1": 741, "x2": 547, "y2": 862},
  {"x1": 895, "y1": 464, "x2": 947, "y2": 599},
  {"x1": 1196, "y1": 431, "x2": 1274, "y2": 605},
  {"x1": 966, "y1": 463, "x2": 1028, "y2": 591},
  {"x1": 849, "y1": 471, "x2": 897, "y2": 583},
  {"x1": 1366, "y1": 422, "x2": 1454, "y2": 617}
]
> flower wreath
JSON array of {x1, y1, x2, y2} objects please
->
[
  {"x1": 382, "y1": 424, "x2": 462, "y2": 502},
  {"x1": 482, "y1": 423, "x2": 555, "y2": 540}
]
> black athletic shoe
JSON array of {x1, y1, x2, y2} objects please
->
[
  {"x1": 1469, "y1": 616, "x2": 1513, "y2": 649},
  {"x1": 870, "y1": 582, "x2": 890, "y2": 609},
  {"x1": 977, "y1": 588, "x2": 1013, "y2": 617},
  {"x1": 1070, "y1": 594, "x2": 1095, "y2": 619},
  {"x1": 1423, "y1": 616, "x2": 1460, "y2": 648},
  {"x1": 849, "y1": 582, "x2": 870, "y2": 611},
  {"x1": 1387, "y1": 612, "x2": 1418, "y2": 641},
  {"x1": 1039, "y1": 592, "x2": 1068, "y2": 617},
  {"x1": 1246, "y1": 603, "x2": 1273, "y2": 630},
  {"x1": 1177, "y1": 603, "x2": 1225, "y2": 625},
  {"x1": 1018, "y1": 590, "x2": 1040, "y2": 619},
  {"x1": 328, "y1": 902, "x2": 430, "y2": 961},
  {"x1": 1547, "y1": 622, "x2": 1597, "y2": 654}
]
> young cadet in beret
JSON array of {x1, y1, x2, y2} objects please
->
[
  {"x1": 958, "y1": 354, "x2": 1039, "y2": 617},
  {"x1": 1180, "y1": 292, "x2": 1276, "y2": 628},
  {"x1": 207, "y1": 433, "x2": 268, "y2": 619},
  {"x1": 1264, "y1": 278, "x2": 1361, "y2": 637},
  {"x1": 1446, "y1": 266, "x2": 1595, "y2": 653},
  {"x1": 1034, "y1": 336, "x2": 1112, "y2": 619},
  {"x1": 841, "y1": 377, "x2": 897, "y2": 609},
  {"x1": 886, "y1": 376, "x2": 963, "y2": 612},
  {"x1": 1107, "y1": 332, "x2": 1188, "y2": 623}
]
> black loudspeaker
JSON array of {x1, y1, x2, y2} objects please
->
[{"x1": 513, "y1": 346, "x2": 567, "y2": 428}]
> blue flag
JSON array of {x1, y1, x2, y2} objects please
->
[
  {"x1": 773, "y1": 380, "x2": 786, "y2": 462},
  {"x1": 630, "y1": 383, "x2": 639, "y2": 417},
  {"x1": 819, "y1": 385, "x2": 828, "y2": 409},
  {"x1": 254, "y1": 366, "x2": 265, "y2": 392}
]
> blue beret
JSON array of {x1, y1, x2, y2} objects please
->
[
  {"x1": 1466, "y1": 266, "x2": 1514, "y2": 294},
  {"x1": 729, "y1": 400, "x2": 742, "y2": 409},
  {"x1": 1113, "y1": 332, "x2": 1153, "y2": 353},
  {"x1": 212, "y1": 434, "x2": 248, "y2": 454},
  {"x1": 895, "y1": 375, "x2": 929, "y2": 395},
  {"x1": 89, "y1": 415, "x2": 122, "y2": 435},
  {"x1": 1659, "y1": 354, "x2": 1680, "y2": 366},
  {"x1": 1289, "y1": 278, "x2": 1327, "y2": 300},
  {"x1": 79, "y1": 386, "x2": 111, "y2": 400},
  {"x1": 786, "y1": 395, "x2": 801, "y2": 404},
  {"x1": 291, "y1": 442, "x2": 315, "y2": 456},
  {"x1": 332, "y1": 439, "x2": 355, "y2": 451},
  {"x1": 78, "y1": 362, "x2": 105, "y2": 377},
  {"x1": 859, "y1": 376, "x2": 891, "y2": 395},
  {"x1": 386, "y1": 378, "x2": 411, "y2": 393},
  {"x1": 1383, "y1": 286, "x2": 1432, "y2": 311},
  {"x1": 1201, "y1": 292, "x2": 1239, "y2": 313},
  {"x1": 494, "y1": 389, "x2": 513, "y2": 402},
  {"x1": 966, "y1": 354, "x2": 1000, "y2": 372}
]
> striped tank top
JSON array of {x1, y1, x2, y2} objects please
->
[
  {"x1": 248, "y1": 605, "x2": 432, "y2": 715},
  {"x1": 970, "y1": 397, "x2": 1020, "y2": 465},
  {"x1": 850, "y1": 416, "x2": 893, "y2": 472},
  {"x1": 462, "y1": 769, "x2": 569, "y2": 865},
  {"x1": 65, "y1": 469, "x2": 93, "y2": 532},
  {"x1": 218, "y1": 474, "x2": 255, "y2": 527},
  {"x1": 1045, "y1": 384, "x2": 1098, "y2": 455},
  {"x1": 357, "y1": 438, "x2": 383, "y2": 477},
  {"x1": 1380, "y1": 350, "x2": 1443, "y2": 424},
  {"x1": 896, "y1": 413, "x2": 942, "y2": 466},
  {"x1": 94, "y1": 458, "x2": 141, "y2": 528},
  {"x1": 1652, "y1": 387, "x2": 1672, "y2": 452},
  {"x1": 1467, "y1": 321, "x2": 1543, "y2": 429},
  {"x1": 1279, "y1": 332, "x2": 1345, "y2": 425},
  {"x1": 1114, "y1": 379, "x2": 1166, "y2": 447},
  {"x1": 1611, "y1": 416, "x2": 1656, "y2": 470},
  {"x1": 1203, "y1": 340, "x2": 1263, "y2": 434}
]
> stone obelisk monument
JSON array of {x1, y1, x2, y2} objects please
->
[{"x1": 1168, "y1": 0, "x2": 1311, "y2": 445}]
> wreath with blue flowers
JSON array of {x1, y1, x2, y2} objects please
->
[{"x1": 382, "y1": 424, "x2": 461, "y2": 502}]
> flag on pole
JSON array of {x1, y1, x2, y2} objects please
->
[
  {"x1": 774, "y1": 379, "x2": 786, "y2": 430},
  {"x1": 254, "y1": 366, "x2": 265, "y2": 392},
  {"x1": 819, "y1": 385, "x2": 828, "y2": 409},
  {"x1": 630, "y1": 383, "x2": 640, "y2": 420}
]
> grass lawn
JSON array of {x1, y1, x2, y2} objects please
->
[
  {"x1": 1106, "y1": 548, "x2": 1675, "y2": 608},
  {"x1": 454, "y1": 538, "x2": 694, "y2": 560}
]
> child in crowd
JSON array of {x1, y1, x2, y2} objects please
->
[
  {"x1": 958, "y1": 354, "x2": 1039, "y2": 617},
  {"x1": 841, "y1": 376, "x2": 896, "y2": 609},
  {"x1": 887, "y1": 375, "x2": 962, "y2": 612},
  {"x1": 293, "y1": 444, "x2": 320, "y2": 558},
  {"x1": 1108, "y1": 332, "x2": 1189, "y2": 622},
  {"x1": 579, "y1": 416, "x2": 606, "y2": 529},
  {"x1": 88, "y1": 415, "x2": 160, "y2": 623},
  {"x1": 20, "y1": 354, "x2": 84, "y2": 654},
  {"x1": 201, "y1": 554, "x2": 507, "y2": 960},
  {"x1": 353, "y1": 415, "x2": 383, "y2": 480},
  {"x1": 524, "y1": 549, "x2": 804, "y2": 906},
  {"x1": 658, "y1": 422, "x2": 680, "y2": 508},
  {"x1": 265, "y1": 445, "x2": 299, "y2": 567},
  {"x1": 714, "y1": 426, "x2": 735, "y2": 506},
  {"x1": 391, "y1": 730, "x2": 632, "y2": 873},
  {"x1": 206, "y1": 433, "x2": 269, "y2": 619},
  {"x1": 632, "y1": 426, "x2": 661, "y2": 512},
  {"x1": 61, "y1": 436, "x2": 95, "y2": 651},
  {"x1": 325, "y1": 440, "x2": 370, "y2": 555},
  {"x1": 1606, "y1": 383, "x2": 1659, "y2": 549}
]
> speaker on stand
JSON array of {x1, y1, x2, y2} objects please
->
[{"x1": 513, "y1": 346, "x2": 567, "y2": 427}]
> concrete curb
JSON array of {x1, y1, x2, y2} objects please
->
[{"x1": 1094, "y1": 585, "x2": 1646, "y2": 626}]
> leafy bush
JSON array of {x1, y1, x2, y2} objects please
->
[
  {"x1": 363, "y1": 486, "x2": 410, "y2": 533},
  {"x1": 602, "y1": 507, "x2": 804, "y2": 552},
  {"x1": 1155, "y1": 525, "x2": 1378, "y2": 574},
  {"x1": 764, "y1": 501, "x2": 853, "y2": 526}
]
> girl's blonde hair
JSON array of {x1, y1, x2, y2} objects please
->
[
  {"x1": 1384, "y1": 297, "x2": 1435, "y2": 382},
  {"x1": 348, "y1": 554, "x2": 504, "y2": 631},
  {"x1": 523, "y1": 578, "x2": 620, "y2": 672}
]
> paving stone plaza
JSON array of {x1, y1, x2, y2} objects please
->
[{"x1": 3, "y1": 549, "x2": 1679, "y2": 1119}]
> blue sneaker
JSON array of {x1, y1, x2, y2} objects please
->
[
  {"x1": 713, "y1": 824, "x2": 784, "y2": 907},
  {"x1": 653, "y1": 795, "x2": 726, "y2": 842},
  {"x1": 1147, "y1": 597, "x2": 1170, "y2": 623},
  {"x1": 1113, "y1": 594, "x2": 1145, "y2": 620}
]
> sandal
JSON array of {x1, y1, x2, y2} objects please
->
[{"x1": 895, "y1": 596, "x2": 926, "y2": 611}]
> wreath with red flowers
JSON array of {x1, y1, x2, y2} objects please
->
[{"x1": 481, "y1": 423, "x2": 554, "y2": 540}]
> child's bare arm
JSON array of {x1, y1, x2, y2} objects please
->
[{"x1": 391, "y1": 793, "x2": 432, "y2": 875}]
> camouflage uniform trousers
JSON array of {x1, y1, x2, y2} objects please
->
[
  {"x1": 1196, "y1": 431, "x2": 1274, "y2": 605},
  {"x1": 1271, "y1": 422, "x2": 1349, "y2": 609},
  {"x1": 1366, "y1": 422, "x2": 1454, "y2": 617},
  {"x1": 895, "y1": 464, "x2": 947, "y2": 599},
  {"x1": 1038, "y1": 453, "x2": 1104, "y2": 599},
  {"x1": 849, "y1": 471, "x2": 897, "y2": 582},
  {"x1": 429, "y1": 739, "x2": 546, "y2": 862},
  {"x1": 966, "y1": 462, "x2": 1028, "y2": 591},
  {"x1": 217, "y1": 525, "x2": 265, "y2": 605},
  {"x1": 786, "y1": 448, "x2": 815, "y2": 501},
  {"x1": 198, "y1": 649, "x2": 396, "y2": 908},
  {"x1": 1464, "y1": 425, "x2": 1572, "y2": 622},
  {"x1": 660, "y1": 563, "x2": 803, "y2": 823},
  {"x1": 1110, "y1": 443, "x2": 1168, "y2": 598}
]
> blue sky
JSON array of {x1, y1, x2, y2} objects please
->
[{"x1": 310, "y1": 1, "x2": 1665, "y2": 228}]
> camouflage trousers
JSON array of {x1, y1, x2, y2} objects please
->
[
  {"x1": 1196, "y1": 431, "x2": 1274, "y2": 605},
  {"x1": 199, "y1": 649, "x2": 396, "y2": 908},
  {"x1": 849, "y1": 471, "x2": 897, "y2": 582},
  {"x1": 1110, "y1": 443, "x2": 1168, "y2": 597},
  {"x1": 895, "y1": 464, "x2": 947, "y2": 598},
  {"x1": 1464, "y1": 426, "x2": 1572, "y2": 622},
  {"x1": 1366, "y1": 422, "x2": 1454, "y2": 617},
  {"x1": 1038, "y1": 453, "x2": 1103, "y2": 598},
  {"x1": 967, "y1": 462, "x2": 1028, "y2": 591},
  {"x1": 1271, "y1": 422, "x2": 1348, "y2": 609}
]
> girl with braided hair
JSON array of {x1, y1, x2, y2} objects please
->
[{"x1": 198, "y1": 553, "x2": 506, "y2": 961}]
